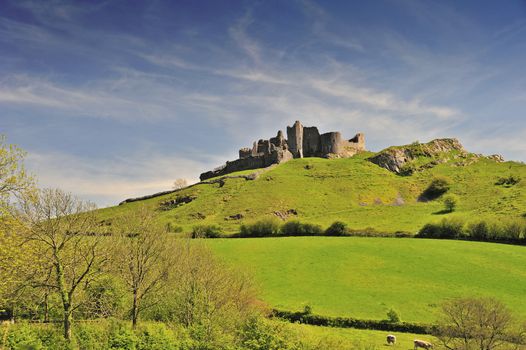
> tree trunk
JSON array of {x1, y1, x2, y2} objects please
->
[
  {"x1": 54, "y1": 256, "x2": 72, "y2": 341},
  {"x1": 132, "y1": 289, "x2": 139, "y2": 329},
  {"x1": 63, "y1": 309, "x2": 72, "y2": 340},
  {"x1": 43, "y1": 293, "x2": 49, "y2": 323}
]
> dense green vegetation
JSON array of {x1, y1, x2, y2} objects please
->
[
  {"x1": 97, "y1": 151, "x2": 526, "y2": 235},
  {"x1": 207, "y1": 237, "x2": 526, "y2": 322}
]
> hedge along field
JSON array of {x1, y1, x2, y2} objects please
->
[{"x1": 207, "y1": 237, "x2": 526, "y2": 323}]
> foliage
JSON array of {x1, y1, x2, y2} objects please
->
[
  {"x1": 442, "y1": 194, "x2": 459, "y2": 212},
  {"x1": 418, "y1": 218, "x2": 526, "y2": 242},
  {"x1": 280, "y1": 221, "x2": 323, "y2": 236},
  {"x1": 191, "y1": 225, "x2": 223, "y2": 238},
  {"x1": 239, "y1": 218, "x2": 281, "y2": 237},
  {"x1": 495, "y1": 175, "x2": 521, "y2": 187},
  {"x1": 435, "y1": 297, "x2": 524, "y2": 350},
  {"x1": 272, "y1": 309, "x2": 432, "y2": 334},
  {"x1": 237, "y1": 317, "x2": 302, "y2": 350},
  {"x1": 421, "y1": 176, "x2": 450, "y2": 200},
  {"x1": 112, "y1": 207, "x2": 176, "y2": 328},
  {"x1": 325, "y1": 221, "x2": 349, "y2": 236},
  {"x1": 13, "y1": 188, "x2": 106, "y2": 340},
  {"x1": 418, "y1": 218, "x2": 465, "y2": 239},
  {"x1": 386, "y1": 309, "x2": 401, "y2": 323}
]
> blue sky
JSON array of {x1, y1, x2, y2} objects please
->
[{"x1": 1, "y1": 0, "x2": 525, "y2": 206}]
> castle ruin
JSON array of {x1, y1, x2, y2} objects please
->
[{"x1": 199, "y1": 121, "x2": 365, "y2": 181}]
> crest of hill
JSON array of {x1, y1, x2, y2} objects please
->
[{"x1": 102, "y1": 136, "x2": 525, "y2": 235}]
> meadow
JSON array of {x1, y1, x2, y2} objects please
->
[{"x1": 207, "y1": 236, "x2": 526, "y2": 323}]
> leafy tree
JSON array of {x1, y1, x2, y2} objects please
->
[
  {"x1": 325, "y1": 221, "x2": 349, "y2": 236},
  {"x1": 15, "y1": 188, "x2": 107, "y2": 340},
  {"x1": 0, "y1": 136, "x2": 35, "y2": 306},
  {"x1": 443, "y1": 194, "x2": 459, "y2": 212},
  {"x1": 113, "y1": 207, "x2": 176, "y2": 328},
  {"x1": 436, "y1": 297, "x2": 525, "y2": 350}
]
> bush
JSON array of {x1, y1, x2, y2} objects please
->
[
  {"x1": 422, "y1": 177, "x2": 450, "y2": 199},
  {"x1": 239, "y1": 218, "x2": 281, "y2": 237},
  {"x1": 136, "y1": 323, "x2": 179, "y2": 350},
  {"x1": 281, "y1": 221, "x2": 323, "y2": 236},
  {"x1": 237, "y1": 317, "x2": 301, "y2": 350},
  {"x1": 443, "y1": 194, "x2": 459, "y2": 212},
  {"x1": 325, "y1": 221, "x2": 349, "y2": 236},
  {"x1": 191, "y1": 225, "x2": 223, "y2": 239},
  {"x1": 417, "y1": 218, "x2": 464, "y2": 239},
  {"x1": 467, "y1": 221, "x2": 489, "y2": 240},
  {"x1": 495, "y1": 175, "x2": 521, "y2": 186},
  {"x1": 386, "y1": 309, "x2": 401, "y2": 323}
]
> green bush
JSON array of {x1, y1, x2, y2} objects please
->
[
  {"x1": 281, "y1": 221, "x2": 323, "y2": 236},
  {"x1": 325, "y1": 221, "x2": 349, "y2": 236},
  {"x1": 422, "y1": 177, "x2": 450, "y2": 199},
  {"x1": 386, "y1": 309, "x2": 401, "y2": 323},
  {"x1": 6, "y1": 322, "x2": 44, "y2": 350},
  {"x1": 109, "y1": 324, "x2": 138, "y2": 350},
  {"x1": 467, "y1": 221, "x2": 489, "y2": 240},
  {"x1": 237, "y1": 317, "x2": 301, "y2": 350},
  {"x1": 417, "y1": 218, "x2": 464, "y2": 239},
  {"x1": 443, "y1": 194, "x2": 459, "y2": 212},
  {"x1": 191, "y1": 225, "x2": 223, "y2": 239},
  {"x1": 136, "y1": 323, "x2": 179, "y2": 350},
  {"x1": 239, "y1": 218, "x2": 281, "y2": 237},
  {"x1": 495, "y1": 175, "x2": 521, "y2": 186}
]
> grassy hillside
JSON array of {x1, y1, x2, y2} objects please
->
[
  {"x1": 98, "y1": 150, "x2": 526, "y2": 234},
  {"x1": 206, "y1": 237, "x2": 526, "y2": 323}
]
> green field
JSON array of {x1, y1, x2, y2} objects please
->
[
  {"x1": 289, "y1": 323, "x2": 437, "y2": 349},
  {"x1": 98, "y1": 151, "x2": 526, "y2": 235},
  {"x1": 207, "y1": 237, "x2": 526, "y2": 323}
]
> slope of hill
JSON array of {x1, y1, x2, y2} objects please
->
[
  {"x1": 98, "y1": 139, "x2": 526, "y2": 234},
  {"x1": 207, "y1": 237, "x2": 526, "y2": 322}
]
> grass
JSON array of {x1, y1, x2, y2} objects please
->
[
  {"x1": 207, "y1": 237, "x2": 526, "y2": 323},
  {"x1": 289, "y1": 322, "x2": 437, "y2": 349},
  {"x1": 97, "y1": 151, "x2": 526, "y2": 235}
]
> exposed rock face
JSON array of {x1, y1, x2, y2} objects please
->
[
  {"x1": 200, "y1": 121, "x2": 366, "y2": 181},
  {"x1": 368, "y1": 138, "x2": 467, "y2": 174}
]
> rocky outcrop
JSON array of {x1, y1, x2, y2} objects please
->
[
  {"x1": 368, "y1": 138, "x2": 466, "y2": 174},
  {"x1": 200, "y1": 121, "x2": 366, "y2": 181}
]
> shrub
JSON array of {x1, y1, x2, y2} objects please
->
[
  {"x1": 136, "y1": 323, "x2": 179, "y2": 350},
  {"x1": 495, "y1": 175, "x2": 521, "y2": 186},
  {"x1": 109, "y1": 324, "x2": 138, "y2": 350},
  {"x1": 237, "y1": 317, "x2": 301, "y2": 350},
  {"x1": 281, "y1": 221, "x2": 323, "y2": 236},
  {"x1": 325, "y1": 221, "x2": 349, "y2": 236},
  {"x1": 422, "y1": 177, "x2": 450, "y2": 199},
  {"x1": 467, "y1": 221, "x2": 489, "y2": 240},
  {"x1": 239, "y1": 218, "x2": 281, "y2": 237},
  {"x1": 443, "y1": 194, "x2": 459, "y2": 212},
  {"x1": 417, "y1": 218, "x2": 464, "y2": 239},
  {"x1": 191, "y1": 225, "x2": 223, "y2": 238},
  {"x1": 386, "y1": 309, "x2": 401, "y2": 323}
]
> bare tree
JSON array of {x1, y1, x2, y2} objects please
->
[
  {"x1": 173, "y1": 178, "x2": 188, "y2": 190},
  {"x1": 15, "y1": 188, "x2": 107, "y2": 340},
  {"x1": 113, "y1": 207, "x2": 175, "y2": 328},
  {"x1": 436, "y1": 297, "x2": 525, "y2": 350}
]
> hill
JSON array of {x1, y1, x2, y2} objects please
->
[
  {"x1": 97, "y1": 138, "x2": 526, "y2": 234},
  {"x1": 206, "y1": 236, "x2": 526, "y2": 322}
]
